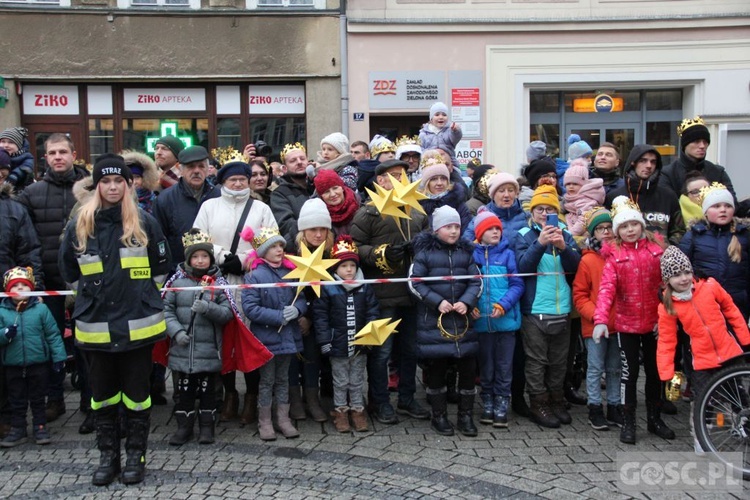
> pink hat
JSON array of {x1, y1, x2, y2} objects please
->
[
  {"x1": 488, "y1": 172, "x2": 520, "y2": 199},
  {"x1": 563, "y1": 159, "x2": 589, "y2": 186},
  {"x1": 420, "y1": 162, "x2": 451, "y2": 188}
]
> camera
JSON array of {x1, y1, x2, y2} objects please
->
[{"x1": 254, "y1": 140, "x2": 273, "y2": 158}]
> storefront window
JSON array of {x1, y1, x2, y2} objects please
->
[
  {"x1": 121, "y1": 118, "x2": 209, "y2": 152},
  {"x1": 646, "y1": 90, "x2": 682, "y2": 111},
  {"x1": 249, "y1": 117, "x2": 306, "y2": 159},
  {"x1": 530, "y1": 93, "x2": 559, "y2": 114},
  {"x1": 89, "y1": 119, "x2": 115, "y2": 163},
  {"x1": 217, "y1": 118, "x2": 241, "y2": 149},
  {"x1": 647, "y1": 121, "x2": 680, "y2": 165},
  {"x1": 529, "y1": 123, "x2": 559, "y2": 158},
  {"x1": 564, "y1": 91, "x2": 640, "y2": 113}
]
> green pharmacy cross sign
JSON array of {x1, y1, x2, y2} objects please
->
[{"x1": 145, "y1": 122, "x2": 193, "y2": 153}]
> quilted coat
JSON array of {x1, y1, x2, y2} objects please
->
[{"x1": 572, "y1": 248, "x2": 617, "y2": 338}]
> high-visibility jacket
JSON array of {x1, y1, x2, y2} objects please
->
[{"x1": 59, "y1": 205, "x2": 172, "y2": 352}]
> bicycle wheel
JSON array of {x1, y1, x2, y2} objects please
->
[{"x1": 693, "y1": 363, "x2": 750, "y2": 480}]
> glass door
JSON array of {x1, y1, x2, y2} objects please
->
[{"x1": 565, "y1": 123, "x2": 640, "y2": 161}]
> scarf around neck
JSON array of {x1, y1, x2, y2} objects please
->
[{"x1": 327, "y1": 186, "x2": 359, "y2": 226}]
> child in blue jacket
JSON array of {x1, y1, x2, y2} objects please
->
[
  {"x1": 242, "y1": 227, "x2": 307, "y2": 441},
  {"x1": 0, "y1": 127, "x2": 35, "y2": 189},
  {"x1": 471, "y1": 210, "x2": 524, "y2": 428},
  {"x1": 0, "y1": 267, "x2": 66, "y2": 447}
]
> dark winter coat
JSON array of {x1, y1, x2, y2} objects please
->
[
  {"x1": 660, "y1": 153, "x2": 735, "y2": 201},
  {"x1": 313, "y1": 273, "x2": 380, "y2": 358},
  {"x1": 7, "y1": 149, "x2": 35, "y2": 189},
  {"x1": 163, "y1": 265, "x2": 234, "y2": 374},
  {"x1": 0, "y1": 297, "x2": 66, "y2": 367},
  {"x1": 420, "y1": 186, "x2": 472, "y2": 234},
  {"x1": 589, "y1": 167, "x2": 624, "y2": 196},
  {"x1": 241, "y1": 261, "x2": 307, "y2": 356},
  {"x1": 679, "y1": 220, "x2": 750, "y2": 318},
  {"x1": 0, "y1": 184, "x2": 43, "y2": 282},
  {"x1": 152, "y1": 178, "x2": 219, "y2": 269},
  {"x1": 515, "y1": 221, "x2": 580, "y2": 315},
  {"x1": 473, "y1": 239, "x2": 524, "y2": 333},
  {"x1": 350, "y1": 204, "x2": 428, "y2": 309},
  {"x1": 17, "y1": 165, "x2": 90, "y2": 290},
  {"x1": 408, "y1": 233, "x2": 482, "y2": 359},
  {"x1": 463, "y1": 200, "x2": 528, "y2": 248},
  {"x1": 604, "y1": 144, "x2": 685, "y2": 245},
  {"x1": 269, "y1": 175, "x2": 314, "y2": 253},
  {"x1": 59, "y1": 206, "x2": 172, "y2": 352}
]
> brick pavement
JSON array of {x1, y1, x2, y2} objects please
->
[{"x1": 0, "y1": 373, "x2": 744, "y2": 499}]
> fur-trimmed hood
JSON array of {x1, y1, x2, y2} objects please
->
[
  {"x1": 72, "y1": 176, "x2": 95, "y2": 203},
  {"x1": 121, "y1": 150, "x2": 159, "y2": 192},
  {"x1": 0, "y1": 181, "x2": 15, "y2": 199}
]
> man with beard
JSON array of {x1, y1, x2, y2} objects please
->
[
  {"x1": 270, "y1": 143, "x2": 315, "y2": 253},
  {"x1": 154, "y1": 135, "x2": 185, "y2": 192},
  {"x1": 590, "y1": 142, "x2": 624, "y2": 196}
]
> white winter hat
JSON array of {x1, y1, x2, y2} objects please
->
[
  {"x1": 429, "y1": 102, "x2": 449, "y2": 120},
  {"x1": 611, "y1": 195, "x2": 645, "y2": 235},
  {"x1": 297, "y1": 198, "x2": 332, "y2": 231},
  {"x1": 320, "y1": 132, "x2": 349, "y2": 156},
  {"x1": 700, "y1": 183, "x2": 734, "y2": 215}
]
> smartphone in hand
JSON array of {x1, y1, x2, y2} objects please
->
[{"x1": 546, "y1": 213, "x2": 559, "y2": 227}]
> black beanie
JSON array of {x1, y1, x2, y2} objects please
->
[
  {"x1": 680, "y1": 123, "x2": 710, "y2": 152},
  {"x1": 88, "y1": 153, "x2": 132, "y2": 190},
  {"x1": 155, "y1": 135, "x2": 185, "y2": 158},
  {"x1": 524, "y1": 158, "x2": 556, "y2": 189}
]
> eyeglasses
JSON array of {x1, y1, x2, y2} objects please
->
[
  {"x1": 532, "y1": 206, "x2": 558, "y2": 214},
  {"x1": 539, "y1": 173, "x2": 557, "y2": 180},
  {"x1": 687, "y1": 188, "x2": 703, "y2": 196},
  {"x1": 594, "y1": 224, "x2": 613, "y2": 234}
]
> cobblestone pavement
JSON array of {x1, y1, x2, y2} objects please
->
[{"x1": 0, "y1": 373, "x2": 744, "y2": 499}]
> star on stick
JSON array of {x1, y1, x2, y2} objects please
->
[
  {"x1": 388, "y1": 173, "x2": 427, "y2": 217},
  {"x1": 285, "y1": 242, "x2": 340, "y2": 298},
  {"x1": 366, "y1": 183, "x2": 409, "y2": 220},
  {"x1": 352, "y1": 318, "x2": 401, "y2": 346}
]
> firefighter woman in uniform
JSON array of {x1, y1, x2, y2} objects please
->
[{"x1": 59, "y1": 153, "x2": 171, "y2": 486}]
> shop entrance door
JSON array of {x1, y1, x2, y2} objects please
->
[
  {"x1": 368, "y1": 115, "x2": 424, "y2": 142},
  {"x1": 565, "y1": 123, "x2": 640, "y2": 162},
  {"x1": 25, "y1": 125, "x2": 83, "y2": 178}
]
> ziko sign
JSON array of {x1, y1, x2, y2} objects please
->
[
  {"x1": 23, "y1": 85, "x2": 80, "y2": 115},
  {"x1": 123, "y1": 88, "x2": 206, "y2": 112},
  {"x1": 248, "y1": 85, "x2": 305, "y2": 115},
  {"x1": 369, "y1": 71, "x2": 445, "y2": 110}
]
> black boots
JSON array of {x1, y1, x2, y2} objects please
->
[
  {"x1": 646, "y1": 401, "x2": 676, "y2": 440},
  {"x1": 529, "y1": 393, "x2": 560, "y2": 428},
  {"x1": 549, "y1": 391, "x2": 572, "y2": 425},
  {"x1": 122, "y1": 412, "x2": 150, "y2": 485},
  {"x1": 511, "y1": 379, "x2": 530, "y2": 417},
  {"x1": 198, "y1": 410, "x2": 216, "y2": 444},
  {"x1": 620, "y1": 404, "x2": 636, "y2": 444},
  {"x1": 456, "y1": 391, "x2": 477, "y2": 437},
  {"x1": 428, "y1": 390, "x2": 454, "y2": 436},
  {"x1": 588, "y1": 404, "x2": 610, "y2": 431},
  {"x1": 169, "y1": 411, "x2": 195, "y2": 446},
  {"x1": 92, "y1": 410, "x2": 120, "y2": 486}
]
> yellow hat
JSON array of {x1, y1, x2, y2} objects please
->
[{"x1": 529, "y1": 184, "x2": 560, "y2": 213}]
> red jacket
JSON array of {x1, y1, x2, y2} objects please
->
[
  {"x1": 593, "y1": 237, "x2": 664, "y2": 334},
  {"x1": 573, "y1": 248, "x2": 616, "y2": 338},
  {"x1": 657, "y1": 278, "x2": 750, "y2": 381}
]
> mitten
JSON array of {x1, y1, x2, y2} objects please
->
[
  {"x1": 592, "y1": 324, "x2": 609, "y2": 344},
  {"x1": 174, "y1": 331, "x2": 190, "y2": 346},
  {"x1": 283, "y1": 306, "x2": 299, "y2": 322},
  {"x1": 4, "y1": 325, "x2": 17, "y2": 340},
  {"x1": 191, "y1": 299, "x2": 209, "y2": 314}
]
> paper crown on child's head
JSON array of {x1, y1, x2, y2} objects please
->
[
  {"x1": 182, "y1": 229, "x2": 214, "y2": 262},
  {"x1": 251, "y1": 227, "x2": 286, "y2": 258},
  {"x1": 280, "y1": 142, "x2": 306, "y2": 163},
  {"x1": 3, "y1": 266, "x2": 35, "y2": 292},
  {"x1": 611, "y1": 196, "x2": 645, "y2": 234},
  {"x1": 699, "y1": 182, "x2": 734, "y2": 215},
  {"x1": 331, "y1": 235, "x2": 359, "y2": 264}
]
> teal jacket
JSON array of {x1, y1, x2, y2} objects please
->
[{"x1": 0, "y1": 297, "x2": 66, "y2": 367}]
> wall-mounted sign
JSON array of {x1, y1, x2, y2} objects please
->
[
  {"x1": 353, "y1": 112, "x2": 365, "y2": 121},
  {"x1": 145, "y1": 122, "x2": 194, "y2": 153},
  {"x1": 23, "y1": 85, "x2": 80, "y2": 115},
  {"x1": 368, "y1": 71, "x2": 445, "y2": 110},
  {"x1": 124, "y1": 88, "x2": 206, "y2": 112},
  {"x1": 248, "y1": 85, "x2": 305, "y2": 115},
  {"x1": 573, "y1": 95, "x2": 624, "y2": 113}
]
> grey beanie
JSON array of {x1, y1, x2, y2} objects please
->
[
  {"x1": 432, "y1": 205, "x2": 461, "y2": 232},
  {"x1": 0, "y1": 127, "x2": 27, "y2": 150},
  {"x1": 526, "y1": 141, "x2": 546, "y2": 162},
  {"x1": 297, "y1": 198, "x2": 332, "y2": 231}
]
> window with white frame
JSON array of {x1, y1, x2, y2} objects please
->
[
  {"x1": 116, "y1": 0, "x2": 199, "y2": 9},
  {"x1": 246, "y1": 0, "x2": 326, "y2": 8},
  {"x1": 0, "y1": 0, "x2": 71, "y2": 6}
]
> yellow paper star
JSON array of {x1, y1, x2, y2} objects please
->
[
  {"x1": 366, "y1": 183, "x2": 409, "y2": 220},
  {"x1": 285, "y1": 242, "x2": 339, "y2": 298},
  {"x1": 389, "y1": 173, "x2": 427, "y2": 216},
  {"x1": 352, "y1": 318, "x2": 401, "y2": 346}
]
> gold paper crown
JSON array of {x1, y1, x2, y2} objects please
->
[
  {"x1": 677, "y1": 116, "x2": 706, "y2": 136},
  {"x1": 476, "y1": 169, "x2": 498, "y2": 197},
  {"x1": 698, "y1": 182, "x2": 728, "y2": 206},
  {"x1": 3, "y1": 266, "x2": 35, "y2": 290},
  {"x1": 182, "y1": 229, "x2": 213, "y2": 251},
  {"x1": 370, "y1": 139, "x2": 396, "y2": 158},
  {"x1": 211, "y1": 146, "x2": 247, "y2": 167},
  {"x1": 252, "y1": 226, "x2": 283, "y2": 250},
  {"x1": 610, "y1": 196, "x2": 641, "y2": 220},
  {"x1": 420, "y1": 156, "x2": 445, "y2": 169},
  {"x1": 280, "y1": 143, "x2": 306, "y2": 163},
  {"x1": 331, "y1": 235, "x2": 359, "y2": 260},
  {"x1": 394, "y1": 135, "x2": 421, "y2": 148}
]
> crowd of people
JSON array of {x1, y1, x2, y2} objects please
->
[{"x1": 0, "y1": 109, "x2": 748, "y2": 487}]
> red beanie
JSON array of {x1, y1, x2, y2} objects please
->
[
  {"x1": 314, "y1": 169, "x2": 345, "y2": 196},
  {"x1": 474, "y1": 210, "x2": 503, "y2": 242}
]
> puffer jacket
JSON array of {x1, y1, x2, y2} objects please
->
[
  {"x1": 312, "y1": 272, "x2": 380, "y2": 358},
  {"x1": 59, "y1": 206, "x2": 172, "y2": 352},
  {"x1": 269, "y1": 175, "x2": 314, "y2": 253},
  {"x1": 679, "y1": 220, "x2": 750, "y2": 318},
  {"x1": 515, "y1": 221, "x2": 580, "y2": 315},
  {"x1": 408, "y1": 233, "x2": 482, "y2": 359},
  {"x1": 420, "y1": 186, "x2": 472, "y2": 234},
  {"x1": 350, "y1": 204, "x2": 428, "y2": 309},
  {"x1": 7, "y1": 149, "x2": 35, "y2": 190},
  {"x1": 657, "y1": 278, "x2": 750, "y2": 381},
  {"x1": 241, "y1": 260, "x2": 307, "y2": 356},
  {"x1": 463, "y1": 200, "x2": 528, "y2": 249},
  {"x1": 18, "y1": 165, "x2": 90, "y2": 290},
  {"x1": 473, "y1": 238, "x2": 524, "y2": 333},
  {"x1": 0, "y1": 297, "x2": 66, "y2": 367},
  {"x1": 593, "y1": 237, "x2": 663, "y2": 334},
  {"x1": 163, "y1": 265, "x2": 234, "y2": 374},
  {"x1": 0, "y1": 183, "x2": 43, "y2": 282},
  {"x1": 418, "y1": 122, "x2": 462, "y2": 168},
  {"x1": 572, "y1": 248, "x2": 617, "y2": 338},
  {"x1": 660, "y1": 153, "x2": 735, "y2": 201}
]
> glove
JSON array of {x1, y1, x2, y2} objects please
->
[
  {"x1": 174, "y1": 331, "x2": 190, "y2": 346},
  {"x1": 384, "y1": 243, "x2": 406, "y2": 263},
  {"x1": 220, "y1": 253, "x2": 243, "y2": 276},
  {"x1": 4, "y1": 325, "x2": 17, "y2": 340},
  {"x1": 592, "y1": 324, "x2": 609, "y2": 344},
  {"x1": 52, "y1": 361, "x2": 65, "y2": 373},
  {"x1": 283, "y1": 306, "x2": 300, "y2": 322},
  {"x1": 320, "y1": 343, "x2": 332, "y2": 355},
  {"x1": 191, "y1": 299, "x2": 209, "y2": 314}
]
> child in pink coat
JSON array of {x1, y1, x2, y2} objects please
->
[{"x1": 563, "y1": 160, "x2": 605, "y2": 237}]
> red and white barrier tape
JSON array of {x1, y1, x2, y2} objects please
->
[{"x1": 0, "y1": 272, "x2": 569, "y2": 298}]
